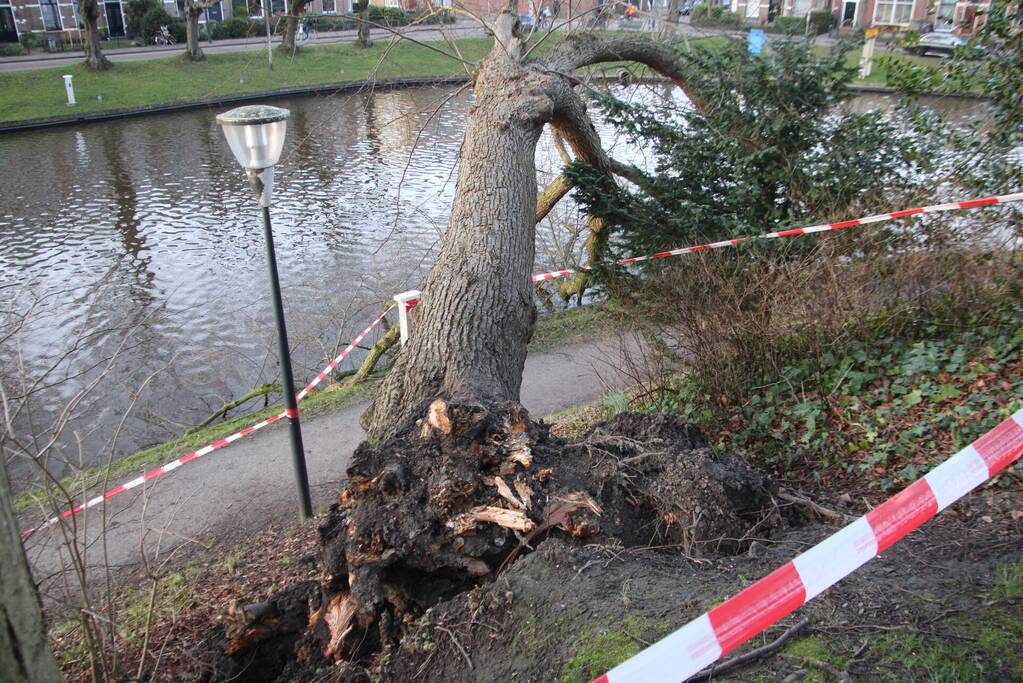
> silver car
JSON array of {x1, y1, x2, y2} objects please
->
[{"x1": 905, "y1": 31, "x2": 972, "y2": 58}]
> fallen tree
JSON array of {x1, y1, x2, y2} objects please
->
[{"x1": 360, "y1": 8, "x2": 704, "y2": 440}]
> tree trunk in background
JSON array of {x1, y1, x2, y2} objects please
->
[
  {"x1": 184, "y1": 1, "x2": 206, "y2": 60},
  {"x1": 279, "y1": 0, "x2": 310, "y2": 55},
  {"x1": 79, "y1": 0, "x2": 111, "y2": 70},
  {"x1": 357, "y1": 0, "x2": 371, "y2": 47},
  {"x1": 362, "y1": 12, "x2": 700, "y2": 439},
  {"x1": 0, "y1": 460, "x2": 63, "y2": 683}
]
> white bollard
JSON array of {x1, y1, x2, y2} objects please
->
[
  {"x1": 63, "y1": 74, "x2": 76, "y2": 106},
  {"x1": 392, "y1": 290, "x2": 421, "y2": 347},
  {"x1": 859, "y1": 27, "x2": 879, "y2": 80}
]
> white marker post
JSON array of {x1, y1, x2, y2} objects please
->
[
  {"x1": 860, "y1": 26, "x2": 880, "y2": 79},
  {"x1": 392, "y1": 290, "x2": 421, "y2": 347},
  {"x1": 63, "y1": 74, "x2": 76, "y2": 106}
]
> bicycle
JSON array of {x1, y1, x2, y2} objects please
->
[{"x1": 153, "y1": 25, "x2": 176, "y2": 46}]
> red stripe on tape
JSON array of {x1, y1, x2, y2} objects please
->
[
  {"x1": 708, "y1": 562, "x2": 806, "y2": 654},
  {"x1": 178, "y1": 452, "x2": 198, "y2": 465},
  {"x1": 888, "y1": 208, "x2": 924, "y2": 219},
  {"x1": 104, "y1": 485, "x2": 126, "y2": 500},
  {"x1": 285, "y1": 408, "x2": 299, "y2": 419},
  {"x1": 265, "y1": 415, "x2": 281, "y2": 425},
  {"x1": 651, "y1": 251, "x2": 674, "y2": 259},
  {"x1": 866, "y1": 478, "x2": 937, "y2": 553},
  {"x1": 972, "y1": 418, "x2": 1023, "y2": 475},
  {"x1": 775, "y1": 228, "x2": 805, "y2": 237},
  {"x1": 959, "y1": 197, "x2": 998, "y2": 208},
  {"x1": 210, "y1": 439, "x2": 229, "y2": 449},
  {"x1": 830, "y1": 219, "x2": 861, "y2": 229},
  {"x1": 143, "y1": 467, "x2": 164, "y2": 481},
  {"x1": 591, "y1": 675, "x2": 610, "y2": 683},
  {"x1": 240, "y1": 426, "x2": 256, "y2": 436}
]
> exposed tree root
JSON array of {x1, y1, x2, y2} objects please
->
[{"x1": 203, "y1": 406, "x2": 789, "y2": 682}]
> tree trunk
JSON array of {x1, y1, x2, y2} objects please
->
[
  {"x1": 280, "y1": 11, "x2": 298, "y2": 54},
  {"x1": 79, "y1": 0, "x2": 111, "y2": 70},
  {"x1": 0, "y1": 459, "x2": 63, "y2": 683},
  {"x1": 357, "y1": 0, "x2": 370, "y2": 48},
  {"x1": 362, "y1": 14, "x2": 701, "y2": 440},
  {"x1": 185, "y1": 4, "x2": 206, "y2": 60}
]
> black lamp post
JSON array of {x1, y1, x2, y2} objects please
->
[{"x1": 216, "y1": 104, "x2": 313, "y2": 519}]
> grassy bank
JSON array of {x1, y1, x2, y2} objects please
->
[
  {"x1": 0, "y1": 32, "x2": 945, "y2": 125},
  {"x1": 16, "y1": 303, "x2": 614, "y2": 513},
  {"x1": 0, "y1": 37, "x2": 492, "y2": 124}
]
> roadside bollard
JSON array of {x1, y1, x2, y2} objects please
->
[
  {"x1": 392, "y1": 290, "x2": 421, "y2": 347},
  {"x1": 63, "y1": 74, "x2": 76, "y2": 106}
]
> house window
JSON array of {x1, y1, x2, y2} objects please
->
[
  {"x1": 41, "y1": 0, "x2": 63, "y2": 29},
  {"x1": 323, "y1": 0, "x2": 336, "y2": 12},
  {"x1": 248, "y1": 0, "x2": 263, "y2": 17},
  {"x1": 874, "y1": 0, "x2": 912, "y2": 24}
]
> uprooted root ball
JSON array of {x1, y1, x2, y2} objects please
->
[{"x1": 204, "y1": 403, "x2": 791, "y2": 682}]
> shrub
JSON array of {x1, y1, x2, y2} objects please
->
[
  {"x1": 140, "y1": 6, "x2": 174, "y2": 42},
  {"x1": 213, "y1": 16, "x2": 252, "y2": 38},
  {"x1": 0, "y1": 42, "x2": 25, "y2": 56},
  {"x1": 233, "y1": 3, "x2": 248, "y2": 17},
  {"x1": 717, "y1": 10, "x2": 742, "y2": 26},
  {"x1": 807, "y1": 9, "x2": 834, "y2": 34},
  {"x1": 167, "y1": 17, "x2": 187, "y2": 42},
  {"x1": 126, "y1": 0, "x2": 159, "y2": 38},
  {"x1": 772, "y1": 15, "x2": 805, "y2": 33},
  {"x1": 367, "y1": 5, "x2": 407, "y2": 25},
  {"x1": 306, "y1": 13, "x2": 356, "y2": 31},
  {"x1": 691, "y1": 3, "x2": 710, "y2": 18}
]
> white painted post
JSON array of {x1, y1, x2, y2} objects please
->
[
  {"x1": 860, "y1": 26, "x2": 879, "y2": 79},
  {"x1": 63, "y1": 75, "x2": 76, "y2": 106},
  {"x1": 392, "y1": 290, "x2": 421, "y2": 347}
]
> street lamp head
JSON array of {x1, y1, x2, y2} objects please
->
[{"x1": 216, "y1": 104, "x2": 290, "y2": 171}]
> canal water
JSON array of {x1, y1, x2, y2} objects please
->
[
  {"x1": 0, "y1": 84, "x2": 983, "y2": 484},
  {"x1": 0, "y1": 83, "x2": 670, "y2": 484}
]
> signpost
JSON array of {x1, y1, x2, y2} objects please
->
[{"x1": 860, "y1": 26, "x2": 880, "y2": 78}]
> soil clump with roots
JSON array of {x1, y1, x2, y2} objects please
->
[{"x1": 201, "y1": 403, "x2": 791, "y2": 682}]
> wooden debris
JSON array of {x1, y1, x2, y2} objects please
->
[
  {"x1": 450, "y1": 505, "x2": 535, "y2": 533},
  {"x1": 323, "y1": 593, "x2": 357, "y2": 660},
  {"x1": 488, "y1": 476, "x2": 525, "y2": 510},
  {"x1": 513, "y1": 480, "x2": 533, "y2": 510},
  {"x1": 224, "y1": 600, "x2": 281, "y2": 656}
]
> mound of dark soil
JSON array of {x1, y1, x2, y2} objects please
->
[{"x1": 203, "y1": 405, "x2": 790, "y2": 682}]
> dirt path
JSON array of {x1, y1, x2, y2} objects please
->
[{"x1": 23, "y1": 336, "x2": 636, "y2": 601}]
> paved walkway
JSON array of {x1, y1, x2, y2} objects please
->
[
  {"x1": 0, "y1": 21, "x2": 485, "y2": 72},
  {"x1": 23, "y1": 336, "x2": 636, "y2": 600}
]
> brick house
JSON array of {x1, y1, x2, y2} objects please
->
[{"x1": 730, "y1": 0, "x2": 992, "y2": 33}]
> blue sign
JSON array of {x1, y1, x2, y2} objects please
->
[{"x1": 748, "y1": 29, "x2": 766, "y2": 57}]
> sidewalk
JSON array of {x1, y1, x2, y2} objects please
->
[
  {"x1": 22, "y1": 335, "x2": 636, "y2": 602},
  {"x1": 0, "y1": 20, "x2": 483, "y2": 72}
]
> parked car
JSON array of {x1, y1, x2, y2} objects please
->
[{"x1": 905, "y1": 31, "x2": 984, "y2": 58}]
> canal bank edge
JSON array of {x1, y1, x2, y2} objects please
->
[
  {"x1": 0, "y1": 76, "x2": 473, "y2": 133},
  {"x1": 0, "y1": 76, "x2": 984, "y2": 134}
]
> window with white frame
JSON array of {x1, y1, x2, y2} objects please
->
[
  {"x1": 323, "y1": 0, "x2": 336, "y2": 12},
  {"x1": 41, "y1": 0, "x2": 62, "y2": 29},
  {"x1": 874, "y1": 0, "x2": 912, "y2": 25}
]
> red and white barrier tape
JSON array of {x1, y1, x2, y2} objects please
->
[
  {"x1": 20, "y1": 308, "x2": 393, "y2": 540},
  {"x1": 590, "y1": 407, "x2": 1023, "y2": 683},
  {"x1": 531, "y1": 191, "x2": 1023, "y2": 283}
]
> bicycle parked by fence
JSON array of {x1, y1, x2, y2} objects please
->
[{"x1": 153, "y1": 24, "x2": 176, "y2": 45}]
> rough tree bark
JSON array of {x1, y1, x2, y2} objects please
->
[
  {"x1": 184, "y1": 0, "x2": 208, "y2": 61},
  {"x1": 0, "y1": 459, "x2": 63, "y2": 683},
  {"x1": 362, "y1": 9, "x2": 702, "y2": 440},
  {"x1": 356, "y1": 0, "x2": 371, "y2": 48},
  {"x1": 279, "y1": 0, "x2": 312, "y2": 55},
  {"x1": 78, "y1": 0, "x2": 111, "y2": 70}
]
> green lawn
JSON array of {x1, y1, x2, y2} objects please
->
[{"x1": 0, "y1": 37, "x2": 493, "y2": 124}]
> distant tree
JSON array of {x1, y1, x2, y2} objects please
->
[
  {"x1": 355, "y1": 0, "x2": 371, "y2": 47},
  {"x1": 0, "y1": 458, "x2": 63, "y2": 683},
  {"x1": 183, "y1": 0, "x2": 212, "y2": 59},
  {"x1": 78, "y1": 0, "x2": 112, "y2": 70},
  {"x1": 125, "y1": 0, "x2": 159, "y2": 38},
  {"x1": 278, "y1": 0, "x2": 311, "y2": 55}
]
